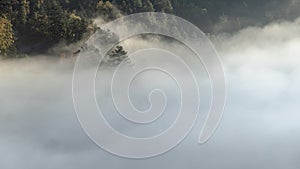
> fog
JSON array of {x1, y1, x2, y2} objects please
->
[{"x1": 1, "y1": 17, "x2": 300, "y2": 168}]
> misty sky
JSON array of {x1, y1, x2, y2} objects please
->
[{"x1": 1, "y1": 15, "x2": 300, "y2": 169}]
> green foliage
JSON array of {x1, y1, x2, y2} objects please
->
[
  {"x1": 31, "y1": 0, "x2": 86, "y2": 44},
  {"x1": 3, "y1": 0, "x2": 293, "y2": 55},
  {"x1": 114, "y1": 0, "x2": 171, "y2": 14},
  {"x1": 66, "y1": 13, "x2": 88, "y2": 42},
  {"x1": 18, "y1": 0, "x2": 30, "y2": 24},
  {"x1": 152, "y1": 0, "x2": 173, "y2": 13},
  {"x1": 0, "y1": 0, "x2": 178, "y2": 55},
  {"x1": 0, "y1": 1, "x2": 13, "y2": 16},
  {"x1": 142, "y1": 0, "x2": 155, "y2": 12},
  {"x1": 1, "y1": 0, "x2": 89, "y2": 54},
  {"x1": 97, "y1": 0, "x2": 120, "y2": 20}
]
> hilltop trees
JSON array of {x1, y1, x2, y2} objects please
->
[
  {"x1": 97, "y1": 0, "x2": 121, "y2": 20},
  {"x1": 114, "y1": 0, "x2": 155, "y2": 13},
  {"x1": 0, "y1": 0, "x2": 89, "y2": 55},
  {"x1": 1, "y1": 0, "x2": 259, "y2": 57},
  {"x1": 0, "y1": 0, "x2": 179, "y2": 56},
  {"x1": 36, "y1": 0, "x2": 88, "y2": 44}
]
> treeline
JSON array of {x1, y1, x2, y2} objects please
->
[
  {"x1": 0, "y1": 0, "x2": 89, "y2": 56},
  {"x1": 1, "y1": 0, "x2": 300, "y2": 56},
  {"x1": 172, "y1": 0, "x2": 300, "y2": 32},
  {"x1": 0, "y1": 0, "x2": 175, "y2": 56}
]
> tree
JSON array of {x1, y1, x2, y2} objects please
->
[
  {"x1": 97, "y1": 0, "x2": 120, "y2": 20},
  {"x1": 0, "y1": 0, "x2": 14, "y2": 18},
  {"x1": 0, "y1": 15, "x2": 15, "y2": 56},
  {"x1": 142, "y1": 0, "x2": 155, "y2": 12},
  {"x1": 65, "y1": 13, "x2": 88, "y2": 43},
  {"x1": 44, "y1": 0, "x2": 67, "y2": 42},
  {"x1": 18, "y1": 0, "x2": 30, "y2": 24},
  {"x1": 152, "y1": 0, "x2": 173, "y2": 13},
  {"x1": 107, "y1": 45, "x2": 130, "y2": 66},
  {"x1": 113, "y1": 0, "x2": 155, "y2": 14}
]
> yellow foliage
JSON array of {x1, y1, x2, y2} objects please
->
[
  {"x1": 70, "y1": 13, "x2": 82, "y2": 21},
  {"x1": 97, "y1": 0, "x2": 113, "y2": 10},
  {"x1": 0, "y1": 16, "x2": 15, "y2": 54}
]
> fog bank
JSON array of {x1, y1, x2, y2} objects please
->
[{"x1": 0, "y1": 17, "x2": 300, "y2": 169}]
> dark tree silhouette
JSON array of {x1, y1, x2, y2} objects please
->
[{"x1": 107, "y1": 45, "x2": 130, "y2": 66}]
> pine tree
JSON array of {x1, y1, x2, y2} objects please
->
[
  {"x1": 142, "y1": 0, "x2": 154, "y2": 12},
  {"x1": 18, "y1": 0, "x2": 30, "y2": 24},
  {"x1": 107, "y1": 45, "x2": 130, "y2": 66}
]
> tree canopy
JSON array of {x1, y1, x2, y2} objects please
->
[
  {"x1": 1, "y1": 0, "x2": 299, "y2": 56},
  {"x1": 0, "y1": 15, "x2": 15, "y2": 56}
]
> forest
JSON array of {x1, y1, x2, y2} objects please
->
[{"x1": 1, "y1": 0, "x2": 300, "y2": 57}]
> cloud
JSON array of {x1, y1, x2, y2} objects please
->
[{"x1": 1, "y1": 17, "x2": 300, "y2": 169}]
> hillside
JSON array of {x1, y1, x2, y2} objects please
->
[{"x1": 1, "y1": 0, "x2": 299, "y2": 56}]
